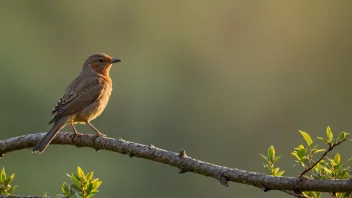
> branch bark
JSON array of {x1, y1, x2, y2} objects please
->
[{"x1": 1, "y1": 132, "x2": 352, "y2": 195}]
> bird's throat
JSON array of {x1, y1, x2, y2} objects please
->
[{"x1": 91, "y1": 64, "x2": 112, "y2": 76}]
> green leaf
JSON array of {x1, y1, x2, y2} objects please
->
[
  {"x1": 7, "y1": 185, "x2": 16, "y2": 195},
  {"x1": 311, "y1": 149, "x2": 326, "y2": 155},
  {"x1": 70, "y1": 184, "x2": 80, "y2": 191},
  {"x1": 299, "y1": 130, "x2": 313, "y2": 146},
  {"x1": 272, "y1": 167, "x2": 279, "y2": 175},
  {"x1": 295, "y1": 145, "x2": 307, "y2": 159},
  {"x1": 319, "y1": 159, "x2": 328, "y2": 165},
  {"x1": 84, "y1": 180, "x2": 90, "y2": 189},
  {"x1": 69, "y1": 174, "x2": 81, "y2": 187},
  {"x1": 314, "y1": 163, "x2": 321, "y2": 172},
  {"x1": 276, "y1": 170, "x2": 285, "y2": 176},
  {"x1": 87, "y1": 183, "x2": 94, "y2": 194},
  {"x1": 338, "y1": 132, "x2": 349, "y2": 142},
  {"x1": 317, "y1": 137, "x2": 330, "y2": 144},
  {"x1": 324, "y1": 167, "x2": 332, "y2": 174},
  {"x1": 62, "y1": 182, "x2": 70, "y2": 195},
  {"x1": 272, "y1": 156, "x2": 281, "y2": 164},
  {"x1": 43, "y1": 192, "x2": 47, "y2": 197},
  {"x1": 86, "y1": 172, "x2": 94, "y2": 181},
  {"x1": 329, "y1": 158, "x2": 337, "y2": 166},
  {"x1": 0, "y1": 168, "x2": 6, "y2": 182},
  {"x1": 342, "y1": 172, "x2": 350, "y2": 179},
  {"x1": 93, "y1": 181, "x2": 102, "y2": 190},
  {"x1": 297, "y1": 144, "x2": 305, "y2": 150},
  {"x1": 4, "y1": 174, "x2": 14, "y2": 185},
  {"x1": 72, "y1": 174, "x2": 81, "y2": 181},
  {"x1": 326, "y1": 126, "x2": 333, "y2": 142},
  {"x1": 334, "y1": 153, "x2": 341, "y2": 165},
  {"x1": 291, "y1": 152, "x2": 301, "y2": 160},
  {"x1": 302, "y1": 191, "x2": 313, "y2": 197},
  {"x1": 268, "y1": 145, "x2": 275, "y2": 161},
  {"x1": 259, "y1": 153, "x2": 268, "y2": 161},
  {"x1": 77, "y1": 166, "x2": 85, "y2": 178},
  {"x1": 81, "y1": 174, "x2": 87, "y2": 183},
  {"x1": 336, "y1": 170, "x2": 346, "y2": 179},
  {"x1": 90, "y1": 178, "x2": 100, "y2": 184},
  {"x1": 335, "y1": 192, "x2": 344, "y2": 198},
  {"x1": 87, "y1": 192, "x2": 97, "y2": 198},
  {"x1": 315, "y1": 191, "x2": 322, "y2": 198}
]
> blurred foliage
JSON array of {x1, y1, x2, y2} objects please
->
[
  {"x1": 0, "y1": 167, "x2": 16, "y2": 196},
  {"x1": 0, "y1": 1, "x2": 352, "y2": 198}
]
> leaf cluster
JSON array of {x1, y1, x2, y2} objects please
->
[
  {"x1": 260, "y1": 126, "x2": 351, "y2": 198},
  {"x1": 294, "y1": 127, "x2": 351, "y2": 198},
  {"x1": 0, "y1": 167, "x2": 16, "y2": 196},
  {"x1": 260, "y1": 145, "x2": 285, "y2": 176},
  {"x1": 57, "y1": 166, "x2": 102, "y2": 198}
]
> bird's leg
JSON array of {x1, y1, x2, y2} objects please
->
[
  {"x1": 71, "y1": 123, "x2": 83, "y2": 136},
  {"x1": 71, "y1": 123, "x2": 83, "y2": 145},
  {"x1": 86, "y1": 122, "x2": 106, "y2": 137}
]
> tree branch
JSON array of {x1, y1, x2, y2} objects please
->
[{"x1": 1, "y1": 132, "x2": 352, "y2": 195}]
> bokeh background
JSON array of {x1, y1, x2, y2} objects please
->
[{"x1": 0, "y1": 1, "x2": 352, "y2": 197}]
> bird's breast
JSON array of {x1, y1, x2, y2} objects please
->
[{"x1": 73, "y1": 78, "x2": 112, "y2": 123}]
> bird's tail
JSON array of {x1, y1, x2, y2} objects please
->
[{"x1": 32, "y1": 119, "x2": 67, "y2": 153}]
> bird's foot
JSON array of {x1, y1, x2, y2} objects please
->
[
  {"x1": 74, "y1": 132, "x2": 83, "y2": 136},
  {"x1": 72, "y1": 132, "x2": 83, "y2": 145},
  {"x1": 95, "y1": 132, "x2": 106, "y2": 137}
]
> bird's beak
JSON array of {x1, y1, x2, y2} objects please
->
[{"x1": 110, "y1": 58, "x2": 121, "y2": 63}]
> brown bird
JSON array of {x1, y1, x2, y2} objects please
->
[{"x1": 32, "y1": 53, "x2": 121, "y2": 153}]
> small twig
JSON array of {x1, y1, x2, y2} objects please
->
[
  {"x1": 178, "y1": 149, "x2": 188, "y2": 174},
  {"x1": 300, "y1": 139, "x2": 348, "y2": 177},
  {"x1": 178, "y1": 149, "x2": 187, "y2": 158},
  {"x1": 218, "y1": 175, "x2": 229, "y2": 187}
]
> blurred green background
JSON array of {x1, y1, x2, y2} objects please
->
[{"x1": 0, "y1": 1, "x2": 352, "y2": 197}]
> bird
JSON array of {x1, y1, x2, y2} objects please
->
[{"x1": 32, "y1": 53, "x2": 121, "y2": 153}]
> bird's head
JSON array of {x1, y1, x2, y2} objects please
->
[{"x1": 82, "y1": 53, "x2": 121, "y2": 76}]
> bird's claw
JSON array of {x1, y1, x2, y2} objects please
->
[
  {"x1": 72, "y1": 132, "x2": 83, "y2": 144},
  {"x1": 96, "y1": 133, "x2": 106, "y2": 137}
]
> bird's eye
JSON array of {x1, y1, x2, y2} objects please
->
[{"x1": 98, "y1": 59, "x2": 104, "y2": 63}]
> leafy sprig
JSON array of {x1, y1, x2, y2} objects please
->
[
  {"x1": 57, "y1": 166, "x2": 102, "y2": 198},
  {"x1": 291, "y1": 126, "x2": 351, "y2": 198},
  {"x1": 0, "y1": 167, "x2": 16, "y2": 196},
  {"x1": 260, "y1": 145, "x2": 285, "y2": 176}
]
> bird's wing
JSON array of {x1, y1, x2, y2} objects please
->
[{"x1": 49, "y1": 77, "x2": 104, "y2": 124}]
